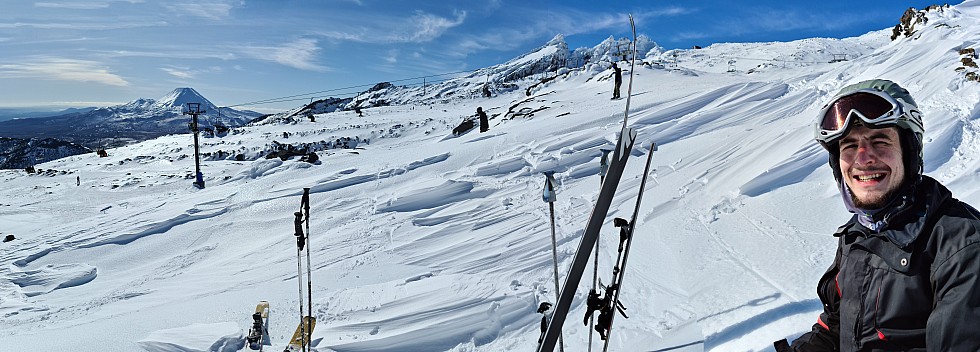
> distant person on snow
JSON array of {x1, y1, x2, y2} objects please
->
[
  {"x1": 477, "y1": 107, "x2": 489, "y2": 133},
  {"x1": 76, "y1": 175, "x2": 80, "y2": 186},
  {"x1": 611, "y1": 62, "x2": 622, "y2": 99},
  {"x1": 774, "y1": 79, "x2": 980, "y2": 351},
  {"x1": 354, "y1": 106, "x2": 363, "y2": 117}
]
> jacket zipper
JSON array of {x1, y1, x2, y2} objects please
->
[{"x1": 874, "y1": 281, "x2": 888, "y2": 341}]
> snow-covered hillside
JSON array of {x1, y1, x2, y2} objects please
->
[
  {"x1": 0, "y1": 137, "x2": 92, "y2": 169},
  {"x1": 282, "y1": 33, "x2": 661, "y2": 118},
  {"x1": 2, "y1": 3, "x2": 980, "y2": 352}
]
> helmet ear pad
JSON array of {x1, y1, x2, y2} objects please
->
[
  {"x1": 829, "y1": 149, "x2": 843, "y2": 185},
  {"x1": 900, "y1": 130, "x2": 923, "y2": 185}
]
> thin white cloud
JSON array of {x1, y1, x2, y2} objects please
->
[
  {"x1": 0, "y1": 58, "x2": 128, "y2": 86},
  {"x1": 385, "y1": 49, "x2": 399, "y2": 64},
  {"x1": 672, "y1": 31, "x2": 711, "y2": 42},
  {"x1": 160, "y1": 65, "x2": 223, "y2": 79},
  {"x1": 34, "y1": 2, "x2": 110, "y2": 10},
  {"x1": 245, "y1": 38, "x2": 329, "y2": 72},
  {"x1": 318, "y1": 30, "x2": 367, "y2": 42},
  {"x1": 395, "y1": 10, "x2": 466, "y2": 42},
  {"x1": 11, "y1": 100, "x2": 127, "y2": 108},
  {"x1": 93, "y1": 49, "x2": 236, "y2": 61},
  {"x1": 316, "y1": 10, "x2": 466, "y2": 44},
  {"x1": 161, "y1": 67, "x2": 193, "y2": 79},
  {"x1": 704, "y1": 8, "x2": 881, "y2": 41},
  {"x1": 165, "y1": 1, "x2": 242, "y2": 20},
  {"x1": 646, "y1": 6, "x2": 693, "y2": 17},
  {"x1": 544, "y1": 7, "x2": 692, "y2": 38},
  {"x1": 0, "y1": 21, "x2": 167, "y2": 30},
  {"x1": 740, "y1": 10, "x2": 862, "y2": 33}
]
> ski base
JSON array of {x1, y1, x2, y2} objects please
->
[{"x1": 285, "y1": 316, "x2": 316, "y2": 352}]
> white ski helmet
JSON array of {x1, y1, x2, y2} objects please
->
[{"x1": 815, "y1": 79, "x2": 925, "y2": 183}]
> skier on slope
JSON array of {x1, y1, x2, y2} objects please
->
[
  {"x1": 478, "y1": 107, "x2": 489, "y2": 133},
  {"x1": 774, "y1": 79, "x2": 980, "y2": 351},
  {"x1": 611, "y1": 62, "x2": 622, "y2": 100}
]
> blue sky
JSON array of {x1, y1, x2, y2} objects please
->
[{"x1": 0, "y1": 0, "x2": 947, "y2": 113}]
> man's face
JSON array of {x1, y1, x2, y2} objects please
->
[{"x1": 838, "y1": 124, "x2": 906, "y2": 208}]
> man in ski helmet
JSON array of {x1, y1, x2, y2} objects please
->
[{"x1": 775, "y1": 79, "x2": 980, "y2": 351}]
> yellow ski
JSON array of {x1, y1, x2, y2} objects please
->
[
  {"x1": 285, "y1": 316, "x2": 316, "y2": 351},
  {"x1": 256, "y1": 300, "x2": 270, "y2": 318},
  {"x1": 247, "y1": 301, "x2": 271, "y2": 351}
]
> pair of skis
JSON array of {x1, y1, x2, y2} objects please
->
[
  {"x1": 537, "y1": 13, "x2": 654, "y2": 352},
  {"x1": 245, "y1": 300, "x2": 317, "y2": 352},
  {"x1": 586, "y1": 144, "x2": 655, "y2": 351}
]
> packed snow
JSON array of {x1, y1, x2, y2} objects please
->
[{"x1": 3, "y1": 3, "x2": 980, "y2": 351}]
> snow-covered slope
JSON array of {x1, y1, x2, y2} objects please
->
[
  {"x1": 0, "y1": 137, "x2": 92, "y2": 169},
  {"x1": 2, "y1": 3, "x2": 980, "y2": 352}
]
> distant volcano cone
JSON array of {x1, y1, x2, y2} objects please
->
[{"x1": 150, "y1": 88, "x2": 217, "y2": 112}]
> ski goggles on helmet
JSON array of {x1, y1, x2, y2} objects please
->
[{"x1": 815, "y1": 88, "x2": 923, "y2": 145}]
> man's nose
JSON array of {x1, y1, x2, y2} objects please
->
[{"x1": 855, "y1": 140, "x2": 877, "y2": 164}]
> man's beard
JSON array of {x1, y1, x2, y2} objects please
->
[{"x1": 850, "y1": 184, "x2": 902, "y2": 209}]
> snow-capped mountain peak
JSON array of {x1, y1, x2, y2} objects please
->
[{"x1": 150, "y1": 87, "x2": 216, "y2": 113}]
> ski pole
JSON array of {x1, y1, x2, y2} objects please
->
[
  {"x1": 301, "y1": 188, "x2": 312, "y2": 352},
  {"x1": 589, "y1": 149, "x2": 613, "y2": 352},
  {"x1": 541, "y1": 172, "x2": 565, "y2": 352},
  {"x1": 293, "y1": 210, "x2": 306, "y2": 351}
]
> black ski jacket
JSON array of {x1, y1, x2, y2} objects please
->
[{"x1": 788, "y1": 176, "x2": 980, "y2": 351}]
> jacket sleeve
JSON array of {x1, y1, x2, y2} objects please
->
[
  {"x1": 789, "y1": 308, "x2": 840, "y2": 351},
  {"x1": 789, "y1": 245, "x2": 842, "y2": 352},
  {"x1": 927, "y1": 241, "x2": 980, "y2": 350}
]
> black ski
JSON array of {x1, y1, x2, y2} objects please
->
[
  {"x1": 536, "y1": 127, "x2": 636, "y2": 352},
  {"x1": 537, "y1": 13, "x2": 640, "y2": 352},
  {"x1": 620, "y1": 13, "x2": 638, "y2": 129},
  {"x1": 595, "y1": 16, "x2": 644, "y2": 351},
  {"x1": 598, "y1": 143, "x2": 656, "y2": 351}
]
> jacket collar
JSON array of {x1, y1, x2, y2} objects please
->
[{"x1": 837, "y1": 176, "x2": 950, "y2": 249}]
